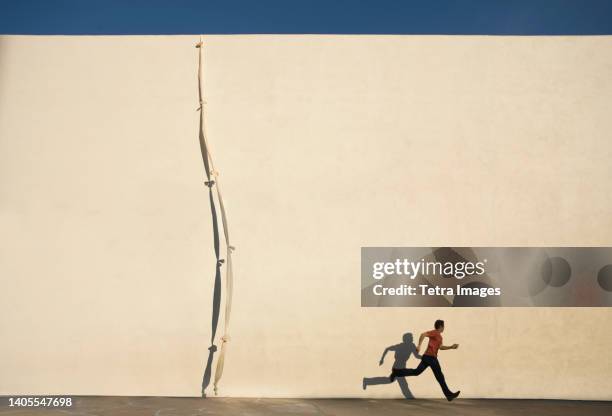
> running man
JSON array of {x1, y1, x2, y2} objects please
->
[{"x1": 389, "y1": 320, "x2": 460, "y2": 401}]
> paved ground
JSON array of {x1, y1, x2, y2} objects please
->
[{"x1": 1, "y1": 397, "x2": 611, "y2": 416}]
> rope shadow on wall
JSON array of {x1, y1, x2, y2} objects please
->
[{"x1": 195, "y1": 36, "x2": 235, "y2": 398}]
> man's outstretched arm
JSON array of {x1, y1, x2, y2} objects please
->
[
  {"x1": 416, "y1": 332, "x2": 427, "y2": 354},
  {"x1": 440, "y1": 344, "x2": 459, "y2": 350}
]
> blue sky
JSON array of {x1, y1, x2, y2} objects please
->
[{"x1": 1, "y1": 0, "x2": 612, "y2": 35}]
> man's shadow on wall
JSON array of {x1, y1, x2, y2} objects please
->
[{"x1": 363, "y1": 332, "x2": 421, "y2": 399}]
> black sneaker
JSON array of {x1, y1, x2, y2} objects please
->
[
  {"x1": 389, "y1": 369, "x2": 397, "y2": 382},
  {"x1": 446, "y1": 391, "x2": 460, "y2": 402}
]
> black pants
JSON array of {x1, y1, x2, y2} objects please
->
[{"x1": 394, "y1": 355, "x2": 452, "y2": 397}]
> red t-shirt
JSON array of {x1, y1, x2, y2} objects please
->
[{"x1": 424, "y1": 330, "x2": 442, "y2": 357}]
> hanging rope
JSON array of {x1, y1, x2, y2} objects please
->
[{"x1": 195, "y1": 35, "x2": 235, "y2": 397}]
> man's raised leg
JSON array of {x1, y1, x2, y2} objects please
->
[{"x1": 389, "y1": 358, "x2": 429, "y2": 382}]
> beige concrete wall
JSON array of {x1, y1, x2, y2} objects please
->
[{"x1": 0, "y1": 35, "x2": 611, "y2": 399}]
